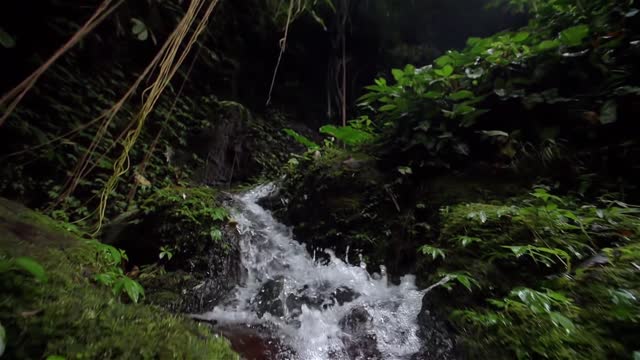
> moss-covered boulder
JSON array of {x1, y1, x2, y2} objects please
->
[
  {"x1": 276, "y1": 149, "x2": 528, "y2": 277},
  {"x1": 105, "y1": 186, "x2": 242, "y2": 313},
  {"x1": 275, "y1": 149, "x2": 404, "y2": 271},
  {"x1": 0, "y1": 197, "x2": 237, "y2": 359}
]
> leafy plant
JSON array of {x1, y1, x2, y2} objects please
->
[
  {"x1": 89, "y1": 241, "x2": 144, "y2": 303},
  {"x1": 95, "y1": 270, "x2": 145, "y2": 304},
  {"x1": 503, "y1": 244, "x2": 572, "y2": 271},
  {"x1": 454, "y1": 287, "x2": 582, "y2": 359},
  {"x1": 90, "y1": 240, "x2": 128, "y2": 267},
  {"x1": 159, "y1": 246, "x2": 174, "y2": 261},
  {"x1": 210, "y1": 228, "x2": 223, "y2": 242}
]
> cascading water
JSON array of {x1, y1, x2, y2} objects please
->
[{"x1": 200, "y1": 184, "x2": 426, "y2": 359}]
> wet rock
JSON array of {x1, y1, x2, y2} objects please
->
[
  {"x1": 412, "y1": 288, "x2": 459, "y2": 360},
  {"x1": 285, "y1": 293, "x2": 322, "y2": 315},
  {"x1": 215, "y1": 323, "x2": 294, "y2": 360},
  {"x1": 256, "y1": 185, "x2": 284, "y2": 210},
  {"x1": 253, "y1": 276, "x2": 286, "y2": 317},
  {"x1": 333, "y1": 286, "x2": 360, "y2": 306},
  {"x1": 339, "y1": 306, "x2": 382, "y2": 360}
]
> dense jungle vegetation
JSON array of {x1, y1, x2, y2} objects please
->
[{"x1": 1, "y1": 0, "x2": 640, "y2": 359}]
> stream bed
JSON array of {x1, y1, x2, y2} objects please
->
[{"x1": 199, "y1": 184, "x2": 426, "y2": 359}]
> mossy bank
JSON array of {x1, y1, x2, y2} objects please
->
[{"x1": 0, "y1": 197, "x2": 238, "y2": 359}]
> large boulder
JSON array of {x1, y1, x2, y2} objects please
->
[
  {"x1": 339, "y1": 306, "x2": 382, "y2": 360},
  {"x1": 187, "y1": 101, "x2": 303, "y2": 184},
  {"x1": 412, "y1": 288, "x2": 459, "y2": 360}
]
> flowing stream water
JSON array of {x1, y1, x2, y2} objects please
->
[{"x1": 200, "y1": 184, "x2": 426, "y2": 359}]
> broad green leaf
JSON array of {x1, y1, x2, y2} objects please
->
[
  {"x1": 424, "y1": 91, "x2": 444, "y2": 99},
  {"x1": 379, "y1": 104, "x2": 397, "y2": 112},
  {"x1": 434, "y1": 55, "x2": 453, "y2": 67},
  {"x1": 0, "y1": 27, "x2": 16, "y2": 48},
  {"x1": 319, "y1": 125, "x2": 374, "y2": 146},
  {"x1": 537, "y1": 39, "x2": 560, "y2": 51},
  {"x1": 453, "y1": 104, "x2": 476, "y2": 116},
  {"x1": 391, "y1": 69, "x2": 404, "y2": 81},
  {"x1": 559, "y1": 25, "x2": 589, "y2": 47},
  {"x1": 434, "y1": 65, "x2": 454, "y2": 78},
  {"x1": 122, "y1": 278, "x2": 144, "y2": 303},
  {"x1": 283, "y1": 128, "x2": 319, "y2": 150},
  {"x1": 46, "y1": 356, "x2": 66, "y2": 360},
  {"x1": 549, "y1": 312, "x2": 575, "y2": 333},
  {"x1": 512, "y1": 31, "x2": 530, "y2": 43},
  {"x1": 131, "y1": 18, "x2": 149, "y2": 41},
  {"x1": 455, "y1": 275, "x2": 472, "y2": 291},
  {"x1": 14, "y1": 257, "x2": 47, "y2": 282},
  {"x1": 449, "y1": 90, "x2": 475, "y2": 101},
  {"x1": 95, "y1": 272, "x2": 118, "y2": 286}
]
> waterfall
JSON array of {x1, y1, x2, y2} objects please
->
[{"x1": 200, "y1": 184, "x2": 425, "y2": 359}]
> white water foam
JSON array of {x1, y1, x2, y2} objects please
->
[{"x1": 200, "y1": 184, "x2": 425, "y2": 359}]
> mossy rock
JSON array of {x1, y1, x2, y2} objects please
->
[
  {"x1": 0, "y1": 197, "x2": 237, "y2": 359},
  {"x1": 104, "y1": 186, "x2": 242, "y2": 313},
  {"x1": 278, "y1": 149, "x2": 400, "y2": 271}
]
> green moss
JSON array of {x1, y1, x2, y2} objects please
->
[{"x1": 0, "y1": 197, "x2": 237, "y2": 360}]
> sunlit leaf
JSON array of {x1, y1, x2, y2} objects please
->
[
  {"x1": 14, "y1": 257, "x2": 47, "y2": 282},
  {"x1": 434, "y1": 65, "x2": 454, "y2": 77},
  {"x1": 130, "y1": 18, "x2": 149, "y2": 41},
  {"x1": 559, "y1": 25, "x2": 589, "y2": 47},
  {"x1": 512, "y1": 31, "x2": 530, "y2": 43},
  {"x1": 537, "y1": 39, "x2": 560, "y2": 51}
]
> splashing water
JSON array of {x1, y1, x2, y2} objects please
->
[{"x1": 200, "y1": 184, "x2": 426, "y2": 359}]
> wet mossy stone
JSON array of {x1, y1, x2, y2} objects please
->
[
  {"x1": 0, "y1": 197, "x2": 237, "y2": 359},
  {"x1": 279, "y1": 150, "x2": 395, "y2": 269}
]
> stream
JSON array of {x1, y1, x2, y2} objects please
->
[{"x1": 200, "y1": 184, "x2": 426, "y2": 359}]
